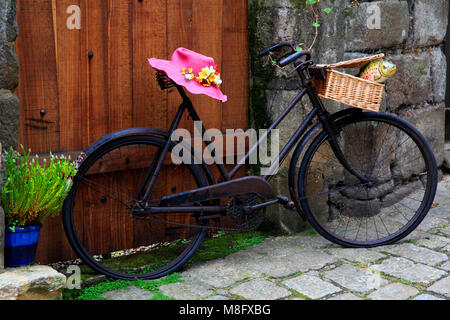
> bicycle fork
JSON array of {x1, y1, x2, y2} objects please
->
[{"x1": 308, "y1": 87, "x2": 371, "y2": 185}]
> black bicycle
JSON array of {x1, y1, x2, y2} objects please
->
[{"x1": 62, "y1": 42, "x2": 438, "y2": 280}]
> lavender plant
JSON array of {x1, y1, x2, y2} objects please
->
[{"x1": 1, "y1": 146, "x2": 77, "y2": 230}]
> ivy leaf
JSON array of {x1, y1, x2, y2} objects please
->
[
  {"x1": 296, "y1": 43, "x2": 304, "y2": 52},
  {"x1": 306, "y1": 0, "x2": 316, "y2": 4},
  {"x1": 312, "y1": 23, "x2": 321, "y2": 27},
  {"x1": 323, "y1": 8, "x2": 332, "y2": 14}
]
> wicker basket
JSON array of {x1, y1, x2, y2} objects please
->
[{"x1": 312, "y1": 54, "x2": 386, "y2": 112}]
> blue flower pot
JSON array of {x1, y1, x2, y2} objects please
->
[{"x1": 4, "y1": 224, "x2": 42, "y2": 267}]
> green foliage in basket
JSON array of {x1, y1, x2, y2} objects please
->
[{"x1": 0, "y1": 146, "x2": 77, "y2": 229}]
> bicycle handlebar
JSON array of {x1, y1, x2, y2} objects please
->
[
  {"x1": 279, "y1": 50, "x2": 312, "y2": 67},
  {"x1": 259, "y1": 42, "x2": 312, "y2": 68},
  {"x1": 259, "y1": 41, "x2": 295, "y2": 57}
]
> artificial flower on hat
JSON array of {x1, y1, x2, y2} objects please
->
[
  {"x1": 181, "y1": 67, "x2": 195, "y2": 81},
  {"x1": 196, "y1": 65, "x2": 222, "y2": 88},
  {"x1": 148, "y1": 48, "x2": 227, "y2": 102}
]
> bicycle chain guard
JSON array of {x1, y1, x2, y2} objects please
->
[{"x1": 135, "y1": 194, "x2": 266, "y2": 233}]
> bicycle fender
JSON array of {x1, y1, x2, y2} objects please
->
[
  {"x1": 80, "y1": 127, "x2": 217, "y2": 186},
  {"x1": 83, "y1": 128, "x2": 169, "y2": 157},
  {"x1": 288, "y1": 107, "x2": 362, "y2": 220}
]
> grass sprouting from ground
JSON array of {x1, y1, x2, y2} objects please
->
[
  {"x1": 190, "y1": 231, "x2": 268, "y2": 264},
  {"x1": 75, "y1": 273, "x2": 181, "y2": 300},
  {"x1": 294, "y1": 227, "x2": 317, "y2": 237}
]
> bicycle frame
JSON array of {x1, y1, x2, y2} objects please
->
[{"x1": 137, "y1": 63, "x2": 369, "y2": 215}]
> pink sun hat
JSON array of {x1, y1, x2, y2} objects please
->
[{"x1": 148, "y1": 48, "x2": 228, "y2": 103}]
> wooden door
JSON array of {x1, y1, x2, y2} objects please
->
[{"x1": 15, "y1": 0, "x2": 249, "y2": 264}]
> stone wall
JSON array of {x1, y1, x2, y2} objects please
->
[
  {"x1": 250, "y1": 0, "x2": 448, "y2": 234},
  {"x1": 0, "y1": 0, "x2": 19, "y2": 151},
  {"x1": 0, "y1": 0, "x2": 20, "y2": 271}
]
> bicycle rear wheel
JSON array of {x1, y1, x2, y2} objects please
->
[
  {"x1": 298, "y1": 112, "x2": 438, "y2": 247},
  {"x1": 62, "y1": 134, "x2": 208, "y2": 280}
]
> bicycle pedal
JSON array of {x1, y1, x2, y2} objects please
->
[{"x1": 277, "y1": 195, "x2": 296, "y2": 211}]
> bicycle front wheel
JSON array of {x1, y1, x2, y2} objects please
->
[
  {"x1": 62, "y1": 134, "x2": 208, "y2": 280},
  {"x1": 298, "y1": 112, "x2": 438, "y2": 247}
]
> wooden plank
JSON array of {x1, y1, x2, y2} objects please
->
[
  {"x1": 85, "y1": 0, "x2": 109, "y2": 144},
  {"x1": 190, "y1": 0, "x2": 223, "y2": 131},
  {"x1": 16, "y1": 0, "x2": 63, "y2": 264},
  {"x1": 221, "y1": 0, "x2": 249, "y2": 131},
  {"x1": 166, "y1": 0, "x2": 225, "y2": 185},
  {"x1": 132, "y1": 0, "x2": 167, "y2": 130},
  {"x1": 107, "y1": 0, "x2": 133, "y2": 133},
  {"x1": 39, "y1": 0, "x2": 86, "y2": 267},
  {"x1": 131, "y1": 0, "x2": 168, "y2": 249},
  {"x1": 167, "y1": 0, "x2": 194, "y2": 131},
  {"x1": 16, "y1": 0, "x2": 61, "y2": 155},
  {"x1": 54, "y1": 0, "x2": 87, "y2": 153},
  {"x1": 221, "y1": 0, "x2": 249, "y2": 180}
]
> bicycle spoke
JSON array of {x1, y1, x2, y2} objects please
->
[
  {"x1": 64, "y1": 135, "x2": 212, "y2": 280},
  {"x1": 298, "y1": 114, "x2": 436, "y2": 247}
]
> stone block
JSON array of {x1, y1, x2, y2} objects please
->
[
  {"x1": 383, "y1": 243, "x2": 448, "y2": 266},
  {"x1": 0, "y1": 0, "x2": 19, "y2": 91},
  {"x1": 328, "y1": 293, "x2": 363, "y2": 300},
  {"x1": 0, "y1": 44, "x2": 18, "y2": 91},
  {"x1": 345, "y1": 1, "x2": 410, "y2": 51},
  {"x1": 254, "y1": 0, "x2": 343, "y2": 51},
  {"x1": 258, "y1": 166, "x2": 309, "y2": 235},
  {"x1": 251, "y1": 0, "x2": 347, "y2": 90},
  {"x1": 323, "y1": 264, "x2": 388, "y2": 293},
  {"x1": 368, "y1": 283, "x2": 419, "y2": 300},
  {"x1": 413, "y1": 294, "x2": 444, "y2": 300},
  {"x1": 0, "y1": 0, "x2": 18, "y2": 43},
  {"x1": 229, "y1": 278, "x2": 291, "y2": 300},
  {"x1": 372, "y1": 257, "x2": 447, "y2": 284},
  {"x1": 400, "y1": 104, "x2": 445, "y2": 167},
  {"x1": 385, "y1": 52, "x2": 432, "y2": 108},
  {"x1": 0, "y1": 265, "x2": 66, "y2": 300},
  {"x1": 0, "y1": 89, "x2": 19, "y2": 150},
  {"x1": 427, "y1": 276, "x2": 450, "y2": 298},
  {"x1": 265, "y1": 90, "x2": 308, "y2": 146},
  {"x1": 430, "y1": 47, "x2": 447, "y2": 103},
  {"x1": 282, "y1": 274, "x2": 341, "y2": 299},
  {"x1": 413, "y1": 0, "x2": 449, "y2": 46}
]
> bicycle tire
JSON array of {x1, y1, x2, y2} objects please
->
[
  {"x1": 297, "y1": 112, "x2": 438, "y2": 247},
  {"x1": 62, "y1": 134, "x2": 209, "y2": 280}
]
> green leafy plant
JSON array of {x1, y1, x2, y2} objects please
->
[
  {"x1": 0, "y1": 146, "x2": 77, "y2": 230},
  {"x1": 305, "y1": 0, "x2": 332, "y2": 50}
]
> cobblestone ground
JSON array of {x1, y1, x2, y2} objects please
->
[{"x1": 103, "y1": 176, "x2": 450, "y2": 300}]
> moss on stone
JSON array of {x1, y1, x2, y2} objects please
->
[
  {"x1": 248, "y1": 0, "x2": 272, "y2": 129},
  {"x1": 67, "y1": 231, "x2": 269, "y2": 300},
  {"x1": 248, "y1": 0, "x2": 280, "y2": 175},
  {"x1": 294, "y1": 227, "x2": 317, "y2": 237},
  {"x1": 75, "y1": 273, "x2": 181, "y2": 300},
  {"x1": 289, "y1": 0, "x2": 307, "y2": 12},
  {"x1": 192, "y1": 231, "x2": 268, "y2": 263}
]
